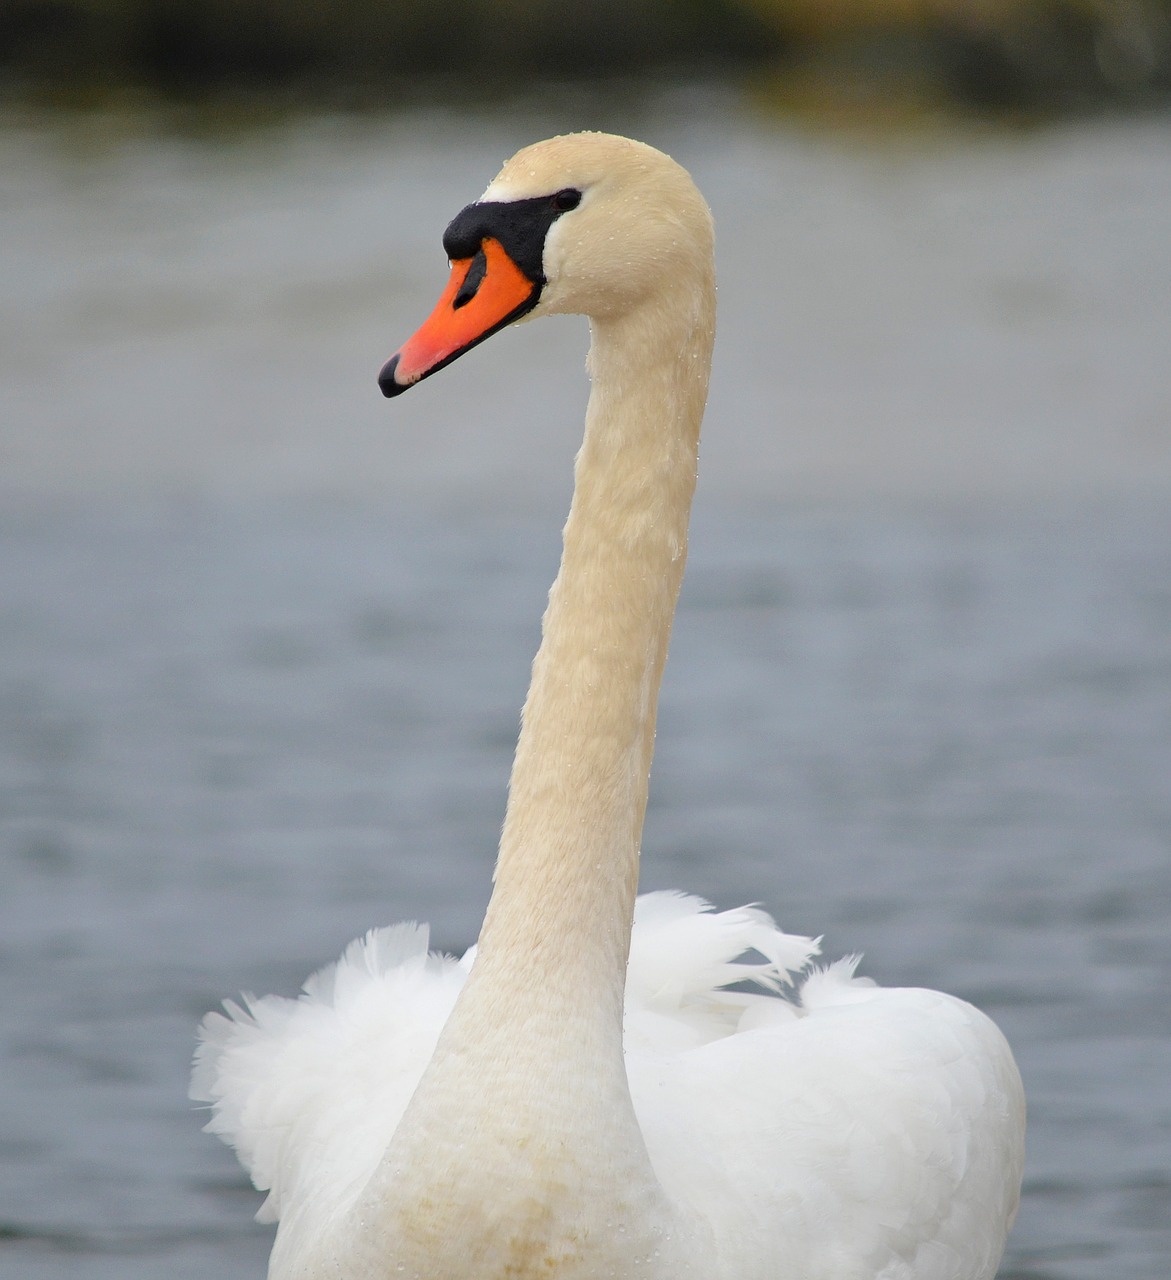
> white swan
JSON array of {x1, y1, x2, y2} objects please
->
[{"x1": 192, "y1": 132, "x2": 1025, "y2": 1280}]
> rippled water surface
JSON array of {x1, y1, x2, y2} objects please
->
[{"x1": 1, "y1": 103, "x2": 1170, "y2": 1278}]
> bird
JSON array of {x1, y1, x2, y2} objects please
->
[{"x1": 192, "y1": 131, "x2": 1025, "y2": 1280}]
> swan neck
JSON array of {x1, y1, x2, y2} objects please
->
[
  {"x1": 475, "y1": 286, "x2": 715, "y2": 1019},
  {"x1": 352, "y1": 216, "x2": 719, "y2": 1279}
]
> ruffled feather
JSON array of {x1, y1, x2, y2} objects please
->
[
  {"x1": 192, "y1": 894, "x2": 821, "y2": 1220},
  {"x1": 192, "y1": 922, "x2": 465, "y2": 1222}
]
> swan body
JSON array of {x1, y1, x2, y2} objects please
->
[{"x1": 193, "y1": 133, "x2": 1025, "y2": 1280}]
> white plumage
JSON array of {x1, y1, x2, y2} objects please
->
[
  {"x1": 196, "y1": 894, "x2": 1020, "y2": 1278},
  {"x1": 193, "y1": 897, "x2": 808, "y2": 1222},
  {"x1": 193, "y1": 132, "x2": 1024, "y2": 1280}
]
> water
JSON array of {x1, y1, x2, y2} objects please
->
[{"x1": 1, "y1": 101, "x2": 1170, "y2": 1278}]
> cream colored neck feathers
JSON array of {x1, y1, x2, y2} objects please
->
[{"x1": 307, "y1": 136, "x2": 717, "y2": 1280}]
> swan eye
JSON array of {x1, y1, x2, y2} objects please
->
[{"x1": 551, "y1": 188, "x2": 582, "y2": 212}]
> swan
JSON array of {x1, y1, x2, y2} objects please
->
[{"x1": 192, "y1": 132, "x2": 1025, "y2": 1280}]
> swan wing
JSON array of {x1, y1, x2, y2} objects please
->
[
  {"x1": 630, "y1": 958, "x2": 1025, "y2": 1280},
  {"x1": 191, "y1": 923, "x2": 466, "y2": 1223}
]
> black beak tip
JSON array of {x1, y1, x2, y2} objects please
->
[{"x1": 379, "y1": 354, "x2": 409, "y2": 398}]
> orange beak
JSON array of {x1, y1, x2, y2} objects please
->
[{"x1": 379, "y1": 237, "x2": 538, "y2": 397}]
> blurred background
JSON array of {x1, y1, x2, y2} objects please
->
[{"x1": 2, "y1": 4, "x2": 1170, "y2": 1278}]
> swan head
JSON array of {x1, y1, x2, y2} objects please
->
[{"x1": 379, "y1": 131, "x2": 713, "y2": 397}]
